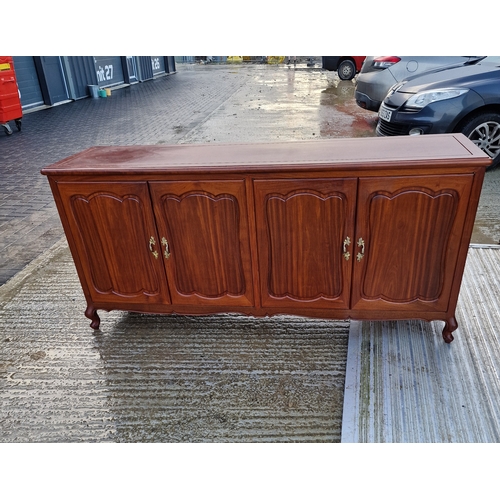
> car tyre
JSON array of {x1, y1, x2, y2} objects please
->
[
  {"x1": 458, "y1": 112, "x2": 500, "y2": 169},
  {"x1": 338, "y1": 60, "x2": 356, "y2": 80}
]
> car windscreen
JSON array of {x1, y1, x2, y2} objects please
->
[{"x1": 479, "y1": 56, "x2": 500, "y2": 66}]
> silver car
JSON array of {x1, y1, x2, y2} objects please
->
[{"x1": 355, "y1": 56, "x2": 483, "y2": 112}]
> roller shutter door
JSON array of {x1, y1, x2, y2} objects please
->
[
  {"x1": 94, "y1": 57, "x2": 125, "y2": 87},
  {"x1": 12, "y1": 56, "x2": 44, "y2": 109},
  {"x1": 151, "y1": 57, "x2": 165, "y2": 76},
  {"x1": 34, "y1": 56, "x2": 69, "y2": 105}
]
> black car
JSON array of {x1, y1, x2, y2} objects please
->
[{"x1": 376, "y1": 56, "x2": 500, "y2": 169}]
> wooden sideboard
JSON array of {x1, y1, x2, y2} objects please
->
[{"x1": 41, "y1": 134, "x2": 491, "y2": 342}]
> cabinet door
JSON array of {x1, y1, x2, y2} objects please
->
[
  {"x1": 57, "y1": 182, "x2": 171, "y2": 305},
  {"x1": 351, "y1": 175, "x2": 473, "y2": 312},
  {"x1": 253, "y1": 179, "x2": 357, "y2": 309},
  {"x1": 149, "y1": 180, "x2": 254, "y2": 307}
]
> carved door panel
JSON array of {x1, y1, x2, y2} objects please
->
[
  {"x1": 57, "y1": 182, "x2": 171, "y2": 305},
  {"x1": 253, "y1": 179, "x2": 357, "y2": 309},
  {"x1": 351, "y1": 175, "x2": 473, "y2": 312},
  {"x1": 149, "y1": 180, "x2": 254, "y2": 307}
]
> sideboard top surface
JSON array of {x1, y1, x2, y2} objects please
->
[{"x1": 41, "y1": 134, "x2": 491, "y2": 176}]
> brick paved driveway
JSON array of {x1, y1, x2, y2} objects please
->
[{"x1": 0, "y1": 65, "x2": 252, "y2": 284}]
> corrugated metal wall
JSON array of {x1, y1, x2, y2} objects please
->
[
  {"x1": 165, "y1": 56, "x2": 176, "y2": 73},
  {"x1": 11, "y1": 56, "x2": 175, "y2": 109},
  {"x1": 62, "y1": 57, "x2": 98, "y2": 99},
  {"x1": 175, "y1": 56, "x2": 195, "y2": 63},
  {"x1": 137, "y1": 56, "x2": 154, "y2": 81}
]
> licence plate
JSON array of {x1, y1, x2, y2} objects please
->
[{"x1": 379, "y1": 105, "x2": 392, "y2": 122}]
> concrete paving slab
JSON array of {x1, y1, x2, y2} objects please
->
[
  {"x1": 342, "y1": 247, "x2": 500, "y2": 443},
  {"x1": 0, "y1": 237, "x2": 349, "y2": 442}
]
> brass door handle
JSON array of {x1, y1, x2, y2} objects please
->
[
  {"x1": 343, "y1": 236, "x2": 351, "y2": 261},
  {"x1": 149, "y1": 236, "x2": 159, "y2": 259},
  {"x1": 161, "y1": 237, "x2": 171, "y2": 259},
  {"x1": 357, "y1": 237, "x2": 365, "y2": 262}
]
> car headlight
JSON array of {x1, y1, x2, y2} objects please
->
[{"x1": 405, "y1": 88, "x2": 469, "y2": 109}]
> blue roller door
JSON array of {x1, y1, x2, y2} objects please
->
[
  {"x1": 34, "y1": 57, "x2": 69, "y2": 105},
  {"x1": 12, "y1": 56, "x2": 44, "y2": 110},
  {"x1": 94, "y1": 57, "x2": 125, "y2": 87},
  {"x1": 151, "y1": 56, "x2": 165, "y2": 76}
]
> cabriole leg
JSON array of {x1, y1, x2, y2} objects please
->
[
  {"x1": 85, "y1": 305, "x2": 101, "y2": 330},
  {"x1": 442, "y1": 317, "x2": 458, "y2": 343}
]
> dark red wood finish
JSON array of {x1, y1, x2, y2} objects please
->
[
  {"x1": 253, "y1": 178, "x2": 356, "y2": 310},
  {"x1": 149, "y1": 180, "x2": 254, "y2": 307},
  {"x1": 42, "y1": 135, "x2": 491, "y2": 342}
]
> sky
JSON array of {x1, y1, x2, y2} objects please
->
[{"x1": 6, "y1": 1, "x2": 490, "y2": 56}]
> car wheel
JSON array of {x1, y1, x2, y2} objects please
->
[
  {"x1": 459, "y1": 112, "x2": 500, "y2": 169},
  {"x1": 338, "y1": 60, "x2": 356, "y2": 80}
]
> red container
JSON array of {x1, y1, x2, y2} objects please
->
[{"x1": 0, "y1": 56, "x2": 22, "y2": 135}]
